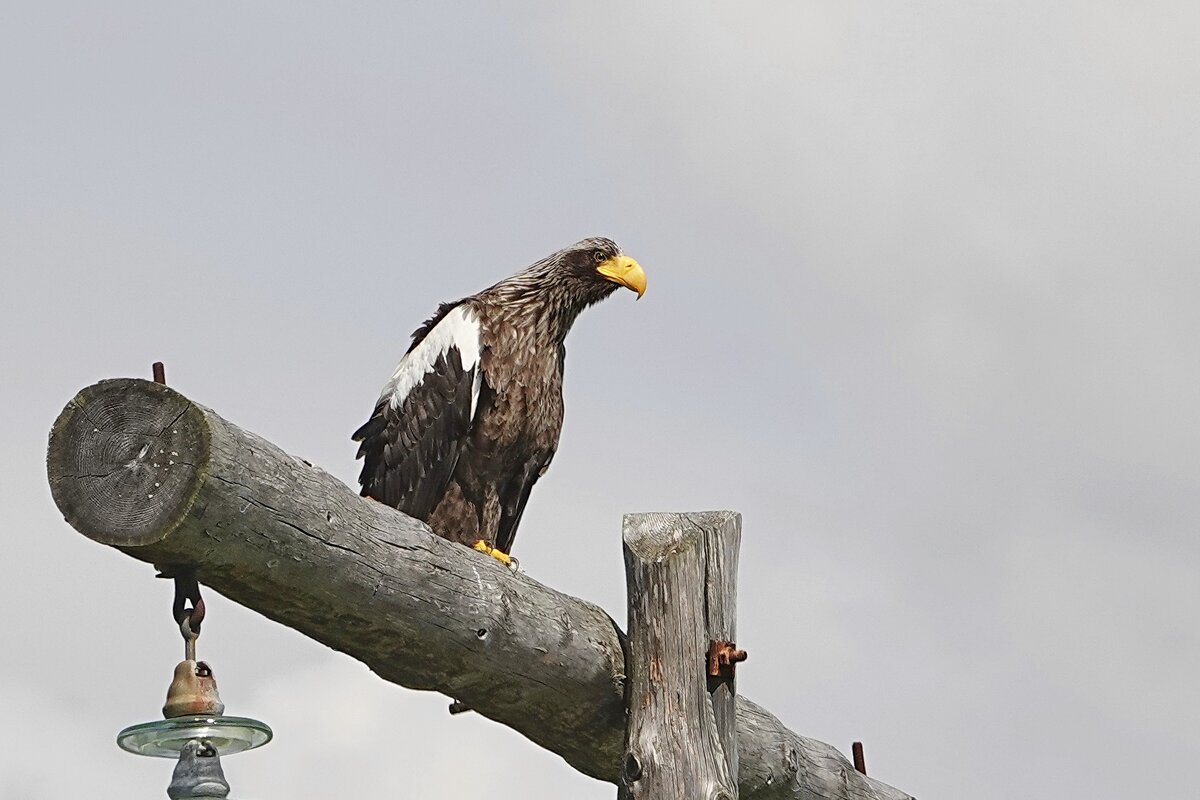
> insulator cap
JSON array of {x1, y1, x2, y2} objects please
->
[
  {"x1": 164, "y1": 660, "x2": 225, "y2": 719},
  {"x1": 168, "y1": 739, "x2": 230, "y2": 799}
]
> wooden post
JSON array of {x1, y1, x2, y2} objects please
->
[
  {"x1": 621, "y1": 512, "x2": 743, "y2": 800},
  {"x1": 46, "y1": 379, "x2": 915, "y2": 800}
]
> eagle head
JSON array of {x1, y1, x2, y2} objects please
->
[{"x1": 555, "y1": 237, "x2": 646, "y2": 303}]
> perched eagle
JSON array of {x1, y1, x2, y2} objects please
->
[{"x1": 353, "y1": 237, "x2": 645, "y2": 567}]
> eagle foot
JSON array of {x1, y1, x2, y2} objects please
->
[{"x1": 472, "y1": 540, "x2": 519, "y2": 572}]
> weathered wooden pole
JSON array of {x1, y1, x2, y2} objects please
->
[
  {"x1": 620, "y1": 512, "x2": 743, "y2": 800},
  {"x1": 46, "y1": 378, "x2": 914, "y2": 800}
]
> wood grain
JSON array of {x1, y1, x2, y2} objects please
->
[
  {"x1": 621, "y1": 512, "x2": 741, "y2": 800},
  {"x1": 47, "y1": 378, "x2": 914, "y2": 800}
]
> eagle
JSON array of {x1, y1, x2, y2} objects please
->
[{"x1": 353, "y1": 237, "x2": 645, "y2": 567}]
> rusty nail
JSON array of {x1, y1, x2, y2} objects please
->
[
  {"x1": 852, "y1": 741, "x2": 866, "y2": 775},
  {"x1": 153, "y1": 361, "x2": 166, "y2": 384}
]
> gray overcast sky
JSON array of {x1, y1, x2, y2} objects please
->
[{"x1": 2, "y1": 2, "x2": 1197, "y2": 798}]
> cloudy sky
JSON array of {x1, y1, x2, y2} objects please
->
[{"x1": 3, "y1": 2, "x2": 1197, "y2": 798}]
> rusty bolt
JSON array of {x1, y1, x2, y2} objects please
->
[{"x1": 707, "y1": 639, "x2": 748, "y2": 679}]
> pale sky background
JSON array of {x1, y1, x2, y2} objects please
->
[{"x1": 2, "y1": 3, "x2": 1198, "y2": 798}]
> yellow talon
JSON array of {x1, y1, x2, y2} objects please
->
[{"x1": 472, "y1": 540, "x2": 514, "y2": 568}]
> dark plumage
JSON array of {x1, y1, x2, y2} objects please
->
[{"x1": 353, "y1": 237, "x2": 645, "y2": 562}]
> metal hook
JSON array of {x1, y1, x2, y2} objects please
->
[{"x1": 172, "y1": 573, "x2": 206, "y2": 635}]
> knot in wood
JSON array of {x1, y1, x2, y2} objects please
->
[
  {"x1": 622, "y1": 752, "x2": 643, "y2": 783},
  {"x1": 707, "y1": 639, "x2": 747, "y2": 679}
]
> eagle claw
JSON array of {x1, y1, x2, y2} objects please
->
[{"x1": 472, "y1": 540, "x2": 519, "y2": 571}]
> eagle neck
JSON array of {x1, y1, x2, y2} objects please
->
[{"x1": 482, "y1": 273, "x2": 610, "y2": 344}]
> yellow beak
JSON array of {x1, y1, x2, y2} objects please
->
[{"x1": 596, "y1": 255, "x2": 646, "y2": 299}]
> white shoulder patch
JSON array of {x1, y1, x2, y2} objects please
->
[{"x1": 379, "y1": 304, "x2": 483, "y2": 419}]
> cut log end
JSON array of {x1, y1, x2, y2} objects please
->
[
  {"x1": 621, "y1": 511, "x2": 738, "y2": 561},
  {"x1": 47, "y1": 379, "x2": 210, "y2": 547}
]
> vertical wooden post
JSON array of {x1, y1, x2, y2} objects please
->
[{"x1": 620, "y1": 511, "x2": 743, "y2": 800}]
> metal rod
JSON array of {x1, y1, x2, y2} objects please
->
[
  {"x1": 153, "y1": 361, "x2": 166, "y2": 384},
  {"x1": 852, "y1": 741, "x2": 866, "y2": 775},
  {"x1": 181, "y1": 616, "x2": 199, "y2": 661}
]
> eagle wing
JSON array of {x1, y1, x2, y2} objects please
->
[
  {"x1": 492, "y1": 342, "x2": 564, "y2": 554},
  {"x1": 493, "y1": 452, "x2": 550, "y2": 554},
  {"x1": 353, "y1": 302, "x2": 483, "y2": 518}
]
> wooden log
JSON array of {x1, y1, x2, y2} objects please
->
[
  {"x1": 46, "y1": 378, "x2": 914, "y2": 800},
  {"x1": 620, "y1": 512, "x2": 741, "y2": 800}
]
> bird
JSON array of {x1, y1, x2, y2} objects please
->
[{"x1": 352, "y1": 237, "x2": 645, "y2": 568}]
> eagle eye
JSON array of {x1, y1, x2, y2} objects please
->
[{"x1": 592, "y1": 250, "x2": 608, "y2": 264}]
